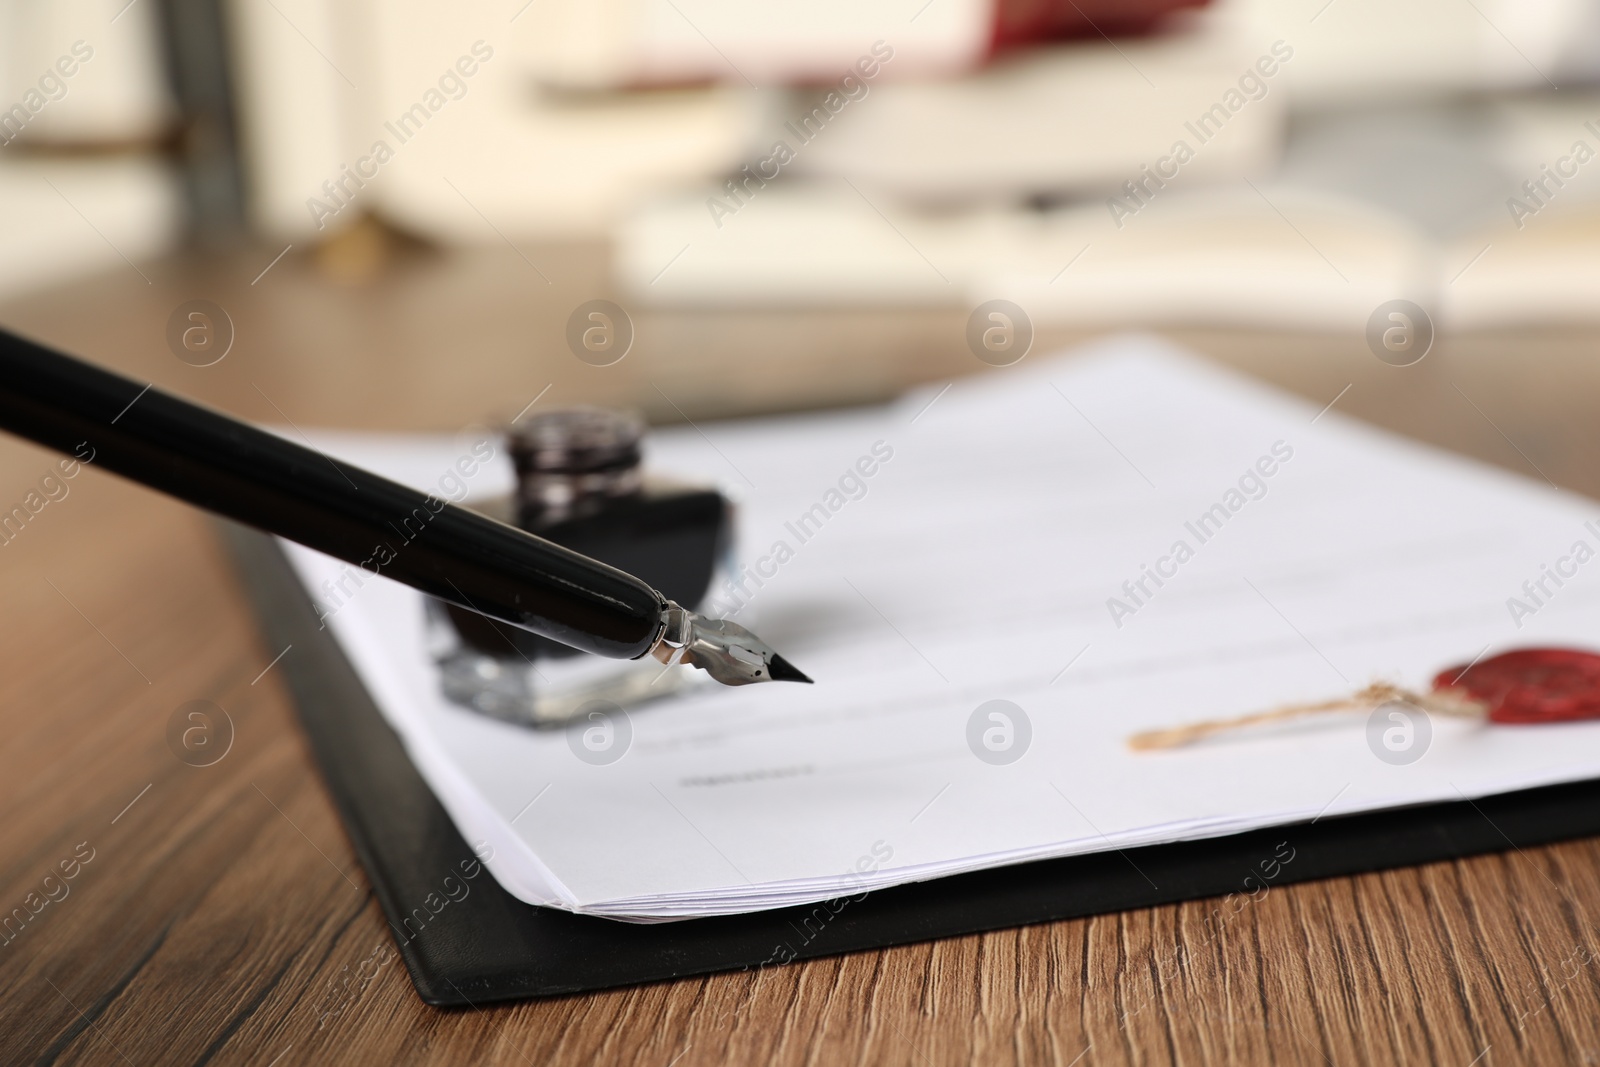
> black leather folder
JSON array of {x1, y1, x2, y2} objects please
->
[{"x1": 222, "y1": 523, "x2": 1600, "y2": 1006}]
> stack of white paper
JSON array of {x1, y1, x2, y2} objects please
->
[{"x1": 286, "y1": 336, "x2": 1600, "y2": 920}]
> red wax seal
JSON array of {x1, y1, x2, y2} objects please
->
[{"x1": 1433, "y1": 648, "x2": 1600, "y2": 724}]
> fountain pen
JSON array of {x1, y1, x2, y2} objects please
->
[{"x1": 0, "y1": 326, "x2": 810, "y2": 687}]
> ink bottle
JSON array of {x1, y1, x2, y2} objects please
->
[{"x1": 427, "y1": 407, "x2": 732, "y2": 725}]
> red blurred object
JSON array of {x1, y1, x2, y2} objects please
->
[
  {"x1": 1434, "y1": 648, "x2": 1600, "y2": 724},
  {"x1": 991, "y1": 0, "x2": 1213, "y2": 51}
]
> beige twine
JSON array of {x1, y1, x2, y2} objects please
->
[{"x1": 1127, "y1": 682, "x2": 1488, "y2": 752}]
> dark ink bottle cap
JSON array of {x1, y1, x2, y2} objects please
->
[{"x1": 508, "y1": 407, "x2": 645, "y2": 523}]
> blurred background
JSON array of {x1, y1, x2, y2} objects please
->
[{"x1": 3, "y1": 0, "x2": 1599, "y2": 426}]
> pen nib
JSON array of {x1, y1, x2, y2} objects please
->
[
  {"x1": 651, "y1": 604, "x2": 814, "y2": 686},
  {"x1": 766, "y1": 654, "x2": 813, "y2": 684}
]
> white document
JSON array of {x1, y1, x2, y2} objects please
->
[{"x1": 284, "y1": 335, "x2": 1600, "y2": 920}]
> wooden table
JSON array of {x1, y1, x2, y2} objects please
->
[{"x1": 4, "y1": 242, "x2": 1600, "y2": 1065}]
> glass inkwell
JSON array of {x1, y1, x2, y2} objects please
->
[{"x1": 426, "y1": 407, "x2": 732, "y2": 726}]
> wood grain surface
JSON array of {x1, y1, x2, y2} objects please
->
[{"x1": 3, "y1": 243, "x2": 1600, "y2": 1066}]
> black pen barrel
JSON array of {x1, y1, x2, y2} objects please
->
[{"x1": 0, "y1": 327, "x2": 665, "y2": 660}]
